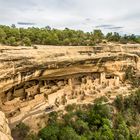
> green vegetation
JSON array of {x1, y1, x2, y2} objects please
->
[
  {"x1": 12, "y1": 90, "x2": 140, "y2": 140},
  {"x1": 11, "y1": 123, "x2": 30, "y2": 139},
  {"x1": 125, "y1": 66, "x2": 140, "y2": 87},
  {"x1": 0, "y1": 25, "x2": 140, "y2": 46}
]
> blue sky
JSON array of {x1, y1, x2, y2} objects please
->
[{"x1": 0, "y1": 0, "x2": 140, "y2": 34}]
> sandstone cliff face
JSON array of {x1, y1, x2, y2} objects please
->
[
  {"x1": 0, "y1": 111, "x2": 13, "y2": 140},
  {"x1": 0, "y1": 44, "x2": 139, "y2": 93},
  {"x1": 0, "y1": 44, "x2": 140, "y2": 128}
]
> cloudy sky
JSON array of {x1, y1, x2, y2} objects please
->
[{"x1": 0, "y1": 0, "x2": 140, "y2": 34}]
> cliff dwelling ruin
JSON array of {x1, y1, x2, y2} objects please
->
[{"x1": 0, "y1": 44, "x2": 140, "y2": 127}]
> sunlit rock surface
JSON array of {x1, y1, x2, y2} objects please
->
[
  {"x1": 0, "y1": 44, "x2": 139, "y2": 92},
  {"x1": 0, "y1": 111, "x2": 13, "y2": 140},
  {"x1": 0, "y1": 43, "x2": 140, "y2": 128}
]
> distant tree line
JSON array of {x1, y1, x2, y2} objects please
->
[{"x1": 0, "y1": 25, "x2": 140, "y2": 46}]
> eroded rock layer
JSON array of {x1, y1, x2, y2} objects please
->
[
  {"x1": 0, "y1": 43, "x2": 140, "y2": 127},
  {"x1": 0, "y1": 111, "x2": 13, "y2": 140}
]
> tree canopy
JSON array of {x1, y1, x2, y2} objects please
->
[{"x1": 0, "y1": 25, "x2": 140, "y2": 46}]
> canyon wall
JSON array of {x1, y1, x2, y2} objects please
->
[
  {"x1": 0, "y1": 43, "x2": 140, "y2": 129},
  {"x1": 0, "y1": 43, "x2": 139, "y2": 93},
  {"x1": 0, "y1": 111, "x2": 13, "y2": 140}
]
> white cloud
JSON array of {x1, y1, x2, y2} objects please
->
[{"x1": 0, "y1": 0, "x2": 139, "y2": 34}]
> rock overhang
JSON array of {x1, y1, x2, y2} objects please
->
[{"x1": 0, "y1": 44, "x2": 139, "y2": 93}]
